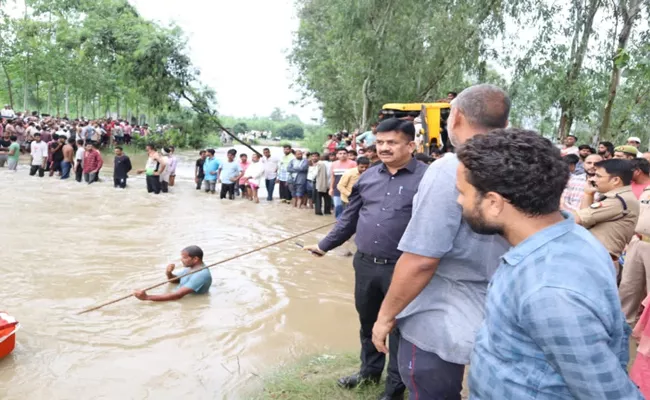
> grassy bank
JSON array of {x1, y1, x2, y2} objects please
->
[{"x1": 251, "y1": 353, "x2": 387, "y2": 400}]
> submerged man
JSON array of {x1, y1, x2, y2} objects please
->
[{"x1": 134, "y1": 245, "x2": 212, "y2": 302}]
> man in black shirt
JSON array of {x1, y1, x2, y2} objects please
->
[
  {"x1": 0, "y1": 133, "x2": 10, "y2": 167},
  {"x1": 113, "y1": 146, "x2": 132, "y2": 189},
  {"x1": 49, "y1": 135, "x2": 65, "y2": 176},
  {"x1": 195, "y1": 150, "x2": 207, "y2": 190}
]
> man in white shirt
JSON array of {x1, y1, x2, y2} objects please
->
[
  {"x1": 0, "y1": 105, "x2": 15, "y2": 120},
  {"x1": 560, "y1": 135, "x2": 580, "y2": 157},
  {"x1": 74, "y1": 139, "x2": 85, "y2": 182},
  {"x1": 29, "y1": 133, "x2": 48, "y2": 177},
  {"x1": 262, "y1": 147, "x2": 279, "y2": 201}
]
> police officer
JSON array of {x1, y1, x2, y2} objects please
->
[
  {"x1": 614, "y1": 145, "x2": 639, "y2": 160},
  {"x1": 619, "y1": 183, "x2": 650, "y2": 325},
  {"x1": 574, "y1": 159, "x2": 639, "y2": 277}
]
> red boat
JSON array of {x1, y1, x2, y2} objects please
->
[{"x1": 0, "y1": 312, "x2": 19, "y2": 359}]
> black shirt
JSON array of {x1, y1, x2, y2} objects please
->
[
  {"x1": 114, "y1": 155, "x2": 133, "y2": 179},
  {"x1": 196, "y1": 158, "x2": 205, "y2": 178},
  {"x1": 51, "y1": 142, "x2": 64, "y2": 162},
  {"x1": 0, "y1": 139, "x2": 10, "y2": 149}
]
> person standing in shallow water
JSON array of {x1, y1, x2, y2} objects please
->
[
  {"x1": 137, "y1": 144, "x2": 166, "y2": 194},
  {"x1": 113, "y1": 146, "x2": 132, "y2": 189},
  {"x1": 195, "y1": 150, "x2": 207, "y2": 190},
  {"x1": 134, "y1": 245, "x2": 212, "y2": 302}
]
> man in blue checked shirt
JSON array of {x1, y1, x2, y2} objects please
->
[{"x1": 456, "y1": 128, "x2": 641, "y2": 399}]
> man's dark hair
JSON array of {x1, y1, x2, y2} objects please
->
[
  {"x1": 76, "y1": 139, "x2": 83, "y2": 145},
  {"x1": 34, "y1": 132, "x2": 41, "y2": 137},
  {"x1": 199, "y1": 150, "x2": 206, "y2": 155},
  {"x1": 115, "y1": 146, "x2": 123, "y2": 151},
  {"x1": 376, "y1": 118, "x2": 416, "y2": 141},
  {"x1": 632, "y1": 158, "x2": 650, "y2": 175},
  {"x1": 336, "y1": 148, "x2": 348, "y2": 154},
  {"x1": 311, "y1": 151, "x2": 320, "y2": 157},
  {"x1": 283, "y1": 144, "x2": 292, "y2": 149},
  {"x1": 414, "y1": 153, "x2": 433, "y2": 163},
  {"x1": 92, "y1": 142, "x2": 99, "y2": 149},
  {"x1": 263, "y1": 147, "x2": 270, "y2": 152},
  {"x1": 327, "y1": 134, "x2": 333, "y2": 139},
  {"x1": 240, "y1": 153, "x2": 247, "y2": 158},
  {"x1": 578, "y1": 144, "x2": 592, "y2": 151},
  {"x1": 227, "y1": 149, "x2": 237, "y2": 156},
  {"x1": 567, "y1": 135, "x2": 577, "y2": 140},
  {"x1": 348, "y1": 150, "x2": 357, "y2": 157},
  {"x1": 52, "y1": 134, "x2": 59, "y2": 140},
  {"x1": 10, "y1": 135, "x2": 17, "y2": 141},
  {"x1": 454, "y1": 84, "x2": 510, "y2": 130},
  {"x1": 207, "y1": 149, "x2": 215, "y2": 156},
  {"x1": 357, "y1": 156, "x2": 370, "y2": 165},
  {"x1": 365, "y1": 144, "x2": 376, "y2": 153},
  {"x1": 457, "y1": 128, "x2": 568, "y2": 216},
  {"x1": 146, "y1": 143, "x2": 156, "y2": 150},
  {"x1": 594, "y1": 159, "x2": 634, "y2": 186},
  {"x1": 447, "y1": 91, "x2": 458, "y2": 97},
  {"x1": 67, "y1": 138, "x2": 75, "y2": 144},
  {"x1": 599, "y1": 141, "x2": 614, "y2": 155},
  {"x1": 590, "y1": 147, "x2": 597, "y2": 154},
  {"x1": 563, "y1": 154, "x2": 580, "y2": 166},
  {"x1": 182, "y1": 245, "x2": 204, "y2": 260}
]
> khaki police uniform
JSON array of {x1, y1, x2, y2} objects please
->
[
  {"x1": 576, "y1": 186, "x2": 639, "y2": 276},
  {"x1": 619, "y1": 187, "x2": 650, "y2": 325}
]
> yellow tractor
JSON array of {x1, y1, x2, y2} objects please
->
[{"x1": 379, "y1": 102, "x2": 451, "y2": 154}]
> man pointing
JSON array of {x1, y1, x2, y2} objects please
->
[{"x1": 372, "y1": 84, "x2": 511, "y2": 400}]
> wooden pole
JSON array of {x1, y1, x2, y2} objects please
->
[{"x1": 77, "y1": 222, "x2": 336, "y2": 315}]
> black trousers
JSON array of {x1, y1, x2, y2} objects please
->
[
  {"x1": 114, "y1": 177, "x2": 127, "y2": 189},
  {"x1": 75, "y1": 163, "x2": 83, "y2": 182},
  {"x1": 196, "y1": 177, "x2": 204, "y2": 190},
  {"x1": 29, "y1": 165, "x2": 44, "y2": 177},
  {"x1": 279, "y1": 180, "x2": 292, "y2": 201},
  {"x1": 161, "y1": 180, "x2": 169, "y2": 193},
  {"x1": 220, "y1": 183, "x2": 235, "y2": 199},
  {"x1": 314, "y1": 191, "x2": 332, "y2": 215},
  {"x1": 353, "y1": 251, "x2": 405, "y2": 396},
  {"x1": 146, "y1": 175, "x2": 161, "y2": 194}
]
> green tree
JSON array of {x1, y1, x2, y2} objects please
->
[
  {"x1": 277, "y1": 123, "x2": 305, "y2": 139},
  {"x1": 233, "y1": 122, "x2": 248, "y2": 134}
]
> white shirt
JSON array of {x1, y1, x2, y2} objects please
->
[
  {"x1": 263, "y1": 156, "x2": 280, "y2": 180},
  {"x1": 244, "y1": 162, "x2": 265, "y2": 186},
  {"x1": 0, "y1": 109, "x2": 15, "y2": 119},
  {"x1": 75, "y1": 147, "x2": 85, "y2": 163},
  {"x1": 30, "y1": 141, "x2": 48, "y2": 166}
]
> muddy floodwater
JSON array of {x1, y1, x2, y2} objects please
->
[{"x1": 0, "y1": 146, "x2": 360, "y2": 399}]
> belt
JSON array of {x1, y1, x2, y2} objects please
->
[
  {"x1": 636, "y1": 234, "x2": 650, "y2": 243},
  {"x1": 358, "y1": 251, "x2": 398, "y2": 265}
]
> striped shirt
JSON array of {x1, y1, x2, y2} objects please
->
[{"x1": 560, "y1": 172, "x2": 587, "y2": 212}]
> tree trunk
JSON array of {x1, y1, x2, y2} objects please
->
[
  {"x1": 65, "y1": 85, "x2": 69, "y2": 117},
  {"x1": 116, "y1": 97, "x2": 120, "y2": 119},
  {"x1": 361, "y1": 76, "x2": 371, "y2": 130},
  {"x1": 2, "y1": 63, "x2": 14, "y2": 108},
  {"x1": 47, "y1": 87, "x2": 51, "y2": 115},
  {"x1": 36, "y1": 80, "x2": 40, "y2": 114},
  {"x1": 75, "y1": 93, "x2": 79, "y2": 119},
  {"x1": 599, "y1": 0, "x2": 642, "y2": 140},
  {"x1": 557, "y1": 0, "x2": 601, "y2": 140}
]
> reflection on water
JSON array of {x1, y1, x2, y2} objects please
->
[{"x1": 0, "y1": 146, "x2": 359, "y2": 399}]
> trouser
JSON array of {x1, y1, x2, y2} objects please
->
[
  {"x1": 60, "y1": 161, "x2": 72, "y2": 179},
  {"x1": 146, "y1": 175, "x2": 161, "y2": 194},
  {"x1": 0, "y1": 154, "x2": 7, "y2": 167},
  {"x1": 314, "y1": 191, "x2": 332, "y2": 215},
  {"x1": 353, "y1": 252, "x2": 405, "y2": 396},
  {"x1": 265, "y1": 178, "x2": 276, "y2": 200},
  {"x1": 7, "y1": 159, "x2": 18, "y2": 171},
  {"x1": 83, "y1": 172, "x2": 98, "y2": 184},
  {"x1": 204, "y1": 179, "x2": 216, "y2": 192},
  {"x1": 333, "y1": 196, "x2": 344, "y2": 218},
  {"x1": 279, "y1": 180, "x2": 292, "y2": 201},
  {"x1": 620, "y1": 236, "x2": 650, "y2": 326},
  {"x1": 196, "y1": 177, "x2": 204, "y2": 190},
  {"x1": 75, "y1": 163, "x2": 83, "y2": 182},
  {"x1": 398, "y1": 336, "x2": 465, "y2": 400},
  {"x1": 29, "y1": 165, "x2": 44, "y2": 177},
  {"x1": 114, "y1": 177, "x2": 127, "y2": 189},
  {"x1": 161, "y1": 180, "x2": 169, "y2": 193},
  {"x1": 220, "y1": 183, "x2": 235, "y2": 199}
]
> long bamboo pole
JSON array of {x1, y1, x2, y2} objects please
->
[{"x1": 77, "y1": 222, "x2": 336, "y2": 315}]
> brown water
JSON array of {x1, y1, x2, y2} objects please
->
[{"x1": 0, "y1": 146, "x2": 360, "y2": 399}]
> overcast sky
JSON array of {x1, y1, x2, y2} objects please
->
[{"x1": 129, "y1": 0, "x2": 321, "y2": 123}]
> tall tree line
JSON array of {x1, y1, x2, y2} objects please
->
[
  {"x1": 290, "y1": 0, "x2": 650, "y2": 146},
  {"x1": 0, "y1": 0, "x2": 215, "y2": 125}
]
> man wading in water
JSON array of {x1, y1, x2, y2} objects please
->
[
  {"x1": 137, "y1": 144, "x2": 166, "y2": 194},
  {"x1": 134, "y1": 245, "x2": 212, "y2": 302},
  {"x1": 305, "y1": 118, "x2": 427, "y2": 400}
]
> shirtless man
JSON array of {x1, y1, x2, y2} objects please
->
[
  {"x1": 137, "y1": 144, "x2": 166, "y2": 194},
  {"x1": 61, "y1": 138, "x2": 75, "y2": 180},
  {"x1": 134, "y1": 245, "x2": 212, "y2": 302}
]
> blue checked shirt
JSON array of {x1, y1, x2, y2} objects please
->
[{"x1": 469, "y1": 213, "x2": 642, "y2": 400}]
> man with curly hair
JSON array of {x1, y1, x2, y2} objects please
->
[{"x1": 457, "y1": 128, "x2": 641, "y2": 399}]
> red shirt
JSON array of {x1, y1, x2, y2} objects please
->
[
  {"x1": 83, "y1": 149, "x2": 103, "y2": 173},
  {"x1": 632, "y1": 181, "x2": 650, "y2": 199}
]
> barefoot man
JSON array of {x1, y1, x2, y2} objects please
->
[{"x1": 134, "y1": 245, "x2": 212, "y2": 302}]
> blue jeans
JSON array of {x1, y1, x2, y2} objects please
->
[
  {"x1": 60, "y1": 161, "x2": 72, "y2": 179},
  {"x1": 265, "y1": 178, "x2": 276, "y2": 200},
  {"x1": 333, "y1": 196, "x2": 344, "y2": 218}
]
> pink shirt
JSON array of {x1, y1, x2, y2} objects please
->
[{"x1": 239, "y1": 161, "x2": 250, "y2": 184}]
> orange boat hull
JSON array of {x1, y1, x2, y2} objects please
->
[{"x1": 0, "y1": 326, "x2": 16, "y2": 359}]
